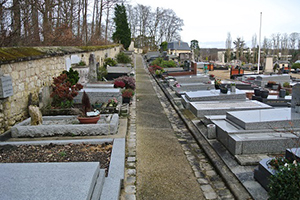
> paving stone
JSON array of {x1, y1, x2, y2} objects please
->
[
  {"x1": 125, "y1": 176, "x2": 136, "y2": 185},
  {"x1": 200, "y1": 185, "x2": 218, "y2": 199},
  {"x1": 127, "y1": 157, "x2": 136, "y2": 162},
  {"x1": 125, "y1": 185, "x2": 136, "y2": 193},
  {"x1": 197, "y1": 178, "x2": 209, "y2": 185},
  {"x1": 206, "y1": 170, "x2": 217, "y2": 177},
  {"x1": 125, "y1": 194, "x2": 136, "y2": 200},
  {"x1": 127, "y1": 169, "x2": 136, "y2": 176}
]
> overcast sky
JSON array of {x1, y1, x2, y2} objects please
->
[{"x1": 130, "y1": 0, "x2": 300, "y2": 48}]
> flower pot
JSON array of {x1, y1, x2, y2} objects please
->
[
  {"x1": 260, "y1": 89, "x2": 269, "y2": 98},
  {"x1": 122, "y1": 97, "x2": 131, "y2": 104},
  {"x1": 230, "y1": 86, "x2": 236, "y2": 93},
  {"x1": 220, "y1": 87, "x2": 228, "y2": 94},
  {"x1": 279, "y1": 89, "x2": 286, "y2": 98},
  {"x1": 254, "y1": 88, "x2": 261, "y2": 96},
  {"x1": 77, "y1": 115, "x2": 100, "y2": 124},
  {"x1": 215, "y1": 84, "x2": 220, "y2": 89}
]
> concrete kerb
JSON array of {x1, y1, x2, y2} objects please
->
[{"x1": 152, "y1": 74, "x2": 252, "y2": 200}]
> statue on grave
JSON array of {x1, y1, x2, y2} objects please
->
[{"x1": 29, "y1": 105, "x2": 43, "y2": 125}]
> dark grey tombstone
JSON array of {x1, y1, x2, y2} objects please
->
[{"x1": 291, "y1": 83, "x2": 300, "y2": 108}]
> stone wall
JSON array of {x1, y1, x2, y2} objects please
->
[{"x1": 0, "y1": 45, "x2": 121, "y2": 134}]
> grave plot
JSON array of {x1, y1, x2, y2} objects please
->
[
  {"x1": 11, "y1": 114, "x2": 119, "y2": 138},
  {"x1": 190, "y1": 100, "x2": 272, "y2": 117},
  {"x1": 211, "y1": 108, "x2": 300, "y2": 155},
  {"x1": 254, "y1": 148, "x2": 300, "y2": 191},
  {"x1": 0, "y1": 138, "x2": 125, "y2": 200},
  {"x1": 181, "y1": 89, "x2": 246, "y2": 109}
]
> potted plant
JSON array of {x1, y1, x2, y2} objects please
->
[
  {"x1": 77, "y1": 91, "x2": 100, "y2": 124},
  {"x1": 254, "y1": 88, "x2": 261, "y2": 96},
  {"x1": 220, "y1": 86, "x2": 228, "y2": 94},
  {"x1": 260, "y1": 89, "x2": 269, "y2": 99},
  {"x1": 279, "y1": 89, "x2": 286, "y2": 98},
  {"x1": 106, "y1": 98, "x2": 118, "y2": 113},
  {"x1": 215, "y1": 79, "x2": 221, "y2": 89},
  {"x1": 230, "y1": 83, "x2": 236, "y2": 92},
  {"x1": 122, "y1": 88, "x2": 135, "y2": 103}
]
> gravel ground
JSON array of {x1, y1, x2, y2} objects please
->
[{"x1": 0, "y1": 142, "x2": 112, "y2": 175}]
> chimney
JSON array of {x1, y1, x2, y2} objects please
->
[{"x1": 178, "y1": 41, "x2": 180, "y2": 47}]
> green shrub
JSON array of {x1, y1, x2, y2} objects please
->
[
  {"x1": 103, "y1": 58, "x2": 117, "y2": 67},
  {"x1": 150, "y1": 57, "x2": 177, "y2": 68},
  {"x1": 78, "y1": 60, "x2": 86, "y2": 66},
  {"x1": 283, "y1": 82, "x2": 290, "y2": 88},
  {"x1": 98, "y1": 66, "x2": 108, "y2": 81},
  {"x1": 116, "y1": 52, "x2": 131, "y2": 64},
  {"x1": 268, "y1": 162, "x2": 300, "y2": 200},
  {"x1": 292, "y1": 63, "x2": 300, "y2": 70},
  {"x1": 62, "y1": 68, "x2": 79, "y2": 85}
]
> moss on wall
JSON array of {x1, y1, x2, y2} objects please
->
[{"x1": 0, "y1": 44, "x2": 120, "y2": 64}]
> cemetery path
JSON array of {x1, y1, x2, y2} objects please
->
[{"x1": 134, "y1": 55, "x2": 205, "y2": 200}]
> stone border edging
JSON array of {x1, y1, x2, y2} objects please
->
[{"x1": 0, "y1": 137, "x2": 125, "y2": 200}]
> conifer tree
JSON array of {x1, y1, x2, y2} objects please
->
[{"x1": 112, "y1": 4, "x2": 131, "y2": 49}]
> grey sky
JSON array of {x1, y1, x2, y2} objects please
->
[{"x1": 131, "y1": 0, "x2": 300, "y2": 48}]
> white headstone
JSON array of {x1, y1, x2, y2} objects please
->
[
  {"x1": 265, "y1": 56, "x2": 273, "y2": 73},
  {"x1": 71, "y1": 55, "x2": 81, "y2": 64},
  {"x1": 65, "y1": 57, "x2": 71, "y2": 71}
]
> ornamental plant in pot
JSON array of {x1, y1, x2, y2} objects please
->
[
  {"x1": 214, "y1": 79, "x2": 221, "y2": 89},
  {"x1": 122, "y1": 88, "x2": 135, "y2": 103},
  {"x1": 77, "y1": 91, "x2": 100, "y2": 124}
]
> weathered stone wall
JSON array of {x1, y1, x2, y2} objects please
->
[{"x1": 0, "y1": 45, "x2": 121, "y2": 134}]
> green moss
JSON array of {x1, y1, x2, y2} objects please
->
[
  {"x1": 0, "y1": 44, "x2": 120, "y2": 63},
  {"x1": 0, "y1": 47, "x2": 45, "y2": 62},
  {"x1": 77, "y1": 45, "x2": 119, "y2": 51}
]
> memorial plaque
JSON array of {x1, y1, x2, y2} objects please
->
[{"x1": 0, "y1": 75, "x2": 13, "y2": 98}]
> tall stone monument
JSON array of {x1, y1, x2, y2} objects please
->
[{"x1": 88, "y1": 53, "x2": 97, "y2": 83}]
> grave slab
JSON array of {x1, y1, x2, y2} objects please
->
[
  {"x1": 253, "y1": 74, "x2": 290, "y2": 87},
  {"x1": 190, "y1": 100, "x2": 271, "y2": 117},
  {"x1": 185, "y1": 89, "x2": 246, "y2": 102},
  {"x1": 171, "y1": 83, "x2": 213, "y2": 94},
  {"x1": 227, "y1": 108, "x2": 300, "y2": 130},
  {"x1": 174, "y1": 74, "x2": 211, "y2": 83},
  {"x1": 0, "y1": 162, "x2": 100, "y2": 200}
]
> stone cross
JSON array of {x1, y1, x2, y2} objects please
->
[{"x1": 88, "y1": 53, "x2": 97, "y2": 83}]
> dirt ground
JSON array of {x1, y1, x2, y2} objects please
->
[{"x1": 202, "y1": 69, "x2": 300, "y2": 81}]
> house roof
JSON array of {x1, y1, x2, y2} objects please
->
[{"x1": 168, "y1": 41, "x2": 191, "y2": 51}]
